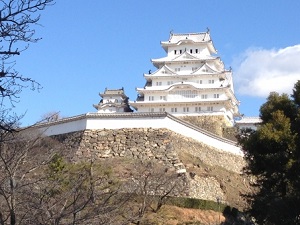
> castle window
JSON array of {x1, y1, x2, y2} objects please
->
[
  {"x1": 150, "y1": 108, "x2": 154, "y2": 112},
  {"x1": 175, "y1": 68, "x2": 180, "y2": 72},
  {"x1": 159, "y1": 108, "x2": 165, "y2": 112},
  {"x1": 190, "y1": 49, "x2": 193, "y2": 53},
  {"x1": 201, "y1": 94, "x2": 207, "y2": 99},
  {"x1": 195, "y1": 106, "x2": 201, "y2": 112},
  {"x1": 160, "y1": 96, "x2": 166, "y2": 101},
  {"x1": 167, "y1": 81, "x2": 174, "y2": 85},
  {"x1": 171, "y1": 108, "x2": 177, "y2": 113},
  {"x1": 180, "y1": 50, "x2": 182, "y2": 54},
  {"x1": 195, "y1": 49, "x2": 199, "y2": 53},
  {"x1": 174, "y1": 50, "x2": 177, "y2": 54},
  {"x1": 183, "y1": 107, "x2": 189, "y2": 112},
  {"x1": 156, "y1": 81, "x2": 162, "y2": 86},
  {"x1": 148, "y1": 96, "x2": 154, "y2": 101},
  {"x1": 209, "y1": 80, "x2": 214, "y2": 84},
  {"x1": 207, "y1": 106, "x2": 213, "y2": 111},
  {"x1": 192, "y1": 67, "x2": 198, "y2": 71},
  {"x1": 214, "y1": 94, "x2": 220, "y2": 98}
]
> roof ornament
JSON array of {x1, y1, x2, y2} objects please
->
[
  {"x1": 169, "y1": 29, "x2": 174, "y2": 42},
  {"x1": 148, "y1": 70, "x2": 152, "y2": 74},
  {"x1": 203, "y1": 29, "x2": 208, "y2": 41}
]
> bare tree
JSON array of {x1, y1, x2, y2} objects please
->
[
  {"x1": 0, "y1": 129, "x2": 132, "y2": 225},
  {"x1": 0, "y1": 0, "x2": 54, "y2": 107},
  {"x1": 30, "y1": 155, "x2": 128, "y2": 225},
  {"x1": 123, "y1": 160, "x2": 187, "y2": 225},
  {"x1": 39, "y1": 111, "x2": 62, "y2": 123},
  {"x1": 0, "y1": 127, "x2": 61, "y2": 225}
]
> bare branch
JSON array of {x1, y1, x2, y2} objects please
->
[{"x1": 0, "y1": 0, "x2": 54, "y2": 108}]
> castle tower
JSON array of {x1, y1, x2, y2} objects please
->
[
  {"x1": 93, "y1": 88, "x2": 133, "y2": 113},
  {"x1": 130, "y1": 31, "x2": 239, "y2": 125}
]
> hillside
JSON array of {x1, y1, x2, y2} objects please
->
[
  {"x1": 56, "y1": 127, "x2": 253, "y2": 211},
  {"x1": 142, "y1": 205, "x2": 226, "y2": 225}
]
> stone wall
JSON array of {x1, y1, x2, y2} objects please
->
[
  {"x1": 53, "y1": 128, "x2": 247, "y2": 208},
  {"x1": 56, "y1": 128, "x2": 243, "y2": 172},
  {"x1": 56, "y1": 128, "x2": 185, "y2": 171},
  {"x1": 180, "y1": 115, "x2": 228, "y2": 136}
]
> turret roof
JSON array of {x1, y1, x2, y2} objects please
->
[
  {"x1": 100, "y1": 88, "x2": 127, "y2": 98},
  {"x1": 161, "y1": 31, "x2": 217, "y2": 54},
  {"x1": 163, "y1": 32, "x2": 211, "y2": 44}
]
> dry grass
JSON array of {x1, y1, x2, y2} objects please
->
[{"x1": 144, "y1": 205, "x2": 225, "y2": 225}]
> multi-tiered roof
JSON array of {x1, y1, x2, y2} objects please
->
[
  {"x1": 93, "y1": 88, "x2": 132, "y2": 113},
  {"x1": 130, "y1": 31, "x2": 239, "y2": 124}
]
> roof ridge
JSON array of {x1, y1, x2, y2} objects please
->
[{"x1": 171, "y1": 32, "x2": 207, "y2": 36}]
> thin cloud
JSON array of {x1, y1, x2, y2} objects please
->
[{"x1": 233, "y1": 45, "x2": 300, "y2": 97}]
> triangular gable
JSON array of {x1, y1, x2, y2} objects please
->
[
  {"x1": 192, "y1": 63, "x2": 218, "y2": 74},
  {"x1": 173, "y1": 51, "x2": 199, "y2": 61},
  {"x1": 145, "y1": 65, "x2": 175, "y2": 76}
]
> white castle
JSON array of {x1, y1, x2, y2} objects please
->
[
  {"x1": 34, "y1": 30, "x2": 260, "y2": 156},
  {"x1": 93, "y1": 31, "x2": 240, "y2": 125},
  {"x1": 129, "y1": 30, "x2": 239, "y2": 125}
]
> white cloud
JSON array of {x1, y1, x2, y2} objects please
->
[{"x1": 233, "y1": 45, "x2": 300, "y2": 97}]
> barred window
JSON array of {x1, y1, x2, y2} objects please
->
[{"x1": 172, "y1": 90, "x2": 198, "y2": 98}]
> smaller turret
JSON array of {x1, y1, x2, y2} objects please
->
[{"x1": 93, "y1": 88, "x2": 133, "y2": 113}]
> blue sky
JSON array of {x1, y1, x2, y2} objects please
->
[{"x1": 9, "y1": 0, "x2": 300, "y2": 125}]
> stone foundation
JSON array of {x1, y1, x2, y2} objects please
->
[
  {"x1": 53, "y1": 128, "x2": 247, "y2": 207},
  {"x1": 179, "y1": 115, "x2": 229, "y2": 136}
]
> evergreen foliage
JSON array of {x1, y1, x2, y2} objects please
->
[{"x1": 238, "y1": 80, "x2": 300, "y2": 225}]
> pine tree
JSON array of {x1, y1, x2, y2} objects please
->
[{"x1": 238, "y1": 80, "x2": 300, "y2": 225}]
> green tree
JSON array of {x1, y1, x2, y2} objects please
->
[{"x1": 238, "y1": 80, "x2": 300, "y2": 225}]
